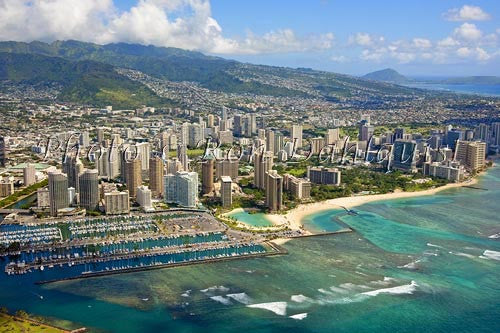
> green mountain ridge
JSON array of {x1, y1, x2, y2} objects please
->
[
  {"x1": 0, "y1": 40, "x2": 424, "y2": 101},
  {"x1": 0, "y1": 52, "x2": 171, "y2": 108}
]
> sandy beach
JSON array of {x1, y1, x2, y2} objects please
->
[{"x1": 266, "y1": 176, "x2": 479, "y2": 235}]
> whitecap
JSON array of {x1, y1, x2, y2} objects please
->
[
  {"x1": 482, "y1": 250, "x2": 500, "y2": 261},
  {"x1": 210, "y1": 296, "x2": 232, "y2": 305},
  {"x1": 427, "y1": 243, "x2": 443, "y2": 249},
  {"x1": 291, "y1": 294, "x2": 313, "y2": 303},
  {"x1": 449, "y1": 251, "x2": 475, "y2": 259},
  {"x1": 247, "y1": 302, "x2": 287, "y2": 316},
  {"x1": 289, "y1": 313, "x2": 308, "y2": 320},
  {"x1": 329, "y1": 286, "x2": 349, "y2": 294},
  {"x1": 361, "y1": 281, "x2": 418, "y2": 297},
  {"x1": 227, "y1": 293, "x2": 252, "y2": 305},
  {"x1": 339, "y1": 283, "x2": 370, "y2": 291},
  {"x1": 488, "y1": 233, "x2": 500, "y2": 239}
]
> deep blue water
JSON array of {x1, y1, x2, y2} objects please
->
[{"x1": 403, "y1": 82, "x2": 500, "y2": 97}]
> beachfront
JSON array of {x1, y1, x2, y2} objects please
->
[{"x1": 265, "y1": 176, "x2": 480, "y2": 242}]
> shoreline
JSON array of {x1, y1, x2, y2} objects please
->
[{"x1": 267, "y1": 175, "x2": 481, "y2": 242}]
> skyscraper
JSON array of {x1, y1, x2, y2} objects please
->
[
  {"x1": 359, "y1": 121, "x2": 374, "y2": 142},
  {"x1": 215, "y1": 159, "x2": 238, "y2": 180},
  {"x1": 254, "y1": 151, "x2": 274, "y2": 189},
  {"x1": 23, "y1": 163, "x2": 36, "y2": 186},
  {"x1": 292, "y1": 125, "x2": 303, "y2": 148},
  {"x1": 62, "y1": 156, "x2": 83, "y2": 194},
  {"x1": 455, "y1": 140, "x2": 486, "y2": 171},
  {"x1": 220, "y1": 176, "x2": 232, "y2": 208},
  {"x1": 48, "y1": 170, "x2": 69, "y2": 217},
  {"x1": 492, "y1": 122, "x2": 500, "y2": 146},
  {"x1": 265, "y1": 170, "x2": 283, "y2": 212},
  {"x1": 79, "y1": 169, "x2": 99, "y2": 211},
  {"x1": 136, "y1": 185, "x2": 153, "y2": 211},
  {"x1": 201, "y1": 157, "x2": 214, "y2": 194},
  {"x1": 149, "y1": 156, "x2": 164, "y2": 197},
  {"x1": 0, "y1": 136, "x2": 7, "y2": 167},
  {"x1": 164, "y1": 171, "x2": 199, "y2": 207},
  {"x1": 266, "y1": 129, "x2": 275, "y2": 153},
  {"x1": 136, "y1": 142, "x2": 151, "y2": 171},
  {"x1": 126, "y1": 159, "x2": 142, "y2": 197},
  {"x1": 104, "y1": 190, "x2": 130, "y2": 215},
  {"x1": 392, "y1": 140, "x2": 418, "y2": 173}
]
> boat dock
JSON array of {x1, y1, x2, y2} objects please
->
[{"x1": 34, "y1": 241, "x2": 286, "y2": 284}]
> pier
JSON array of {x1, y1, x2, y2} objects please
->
[{"x1": 34, "y1": 241, "x2": 286, "y2": 284}]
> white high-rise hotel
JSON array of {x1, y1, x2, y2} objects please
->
[{"x1": 164, "y1": 171, "x2": 199, "y2": 207}]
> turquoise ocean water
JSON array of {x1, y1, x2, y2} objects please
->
[{"x1": 0, "y1": 163, "x2": 499, "y2": 332}]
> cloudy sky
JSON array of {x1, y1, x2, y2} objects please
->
[{"x1": 0, "y1": 0, "x2": 499, "y2": 76}]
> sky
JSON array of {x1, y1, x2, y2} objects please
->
[{"x1": 0, "y1": 0, "x2": 499, "y2": 76}]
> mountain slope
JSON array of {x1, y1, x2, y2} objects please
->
[
  {"x1": 0, "y1": 40, "x2": 424, "y2": 99},
  {"x1": 363, "y1": 68, "x2": 411, "y2": 84},
  {"x1": 0, "y1": 52, "x2": 172, "y2": 108}
]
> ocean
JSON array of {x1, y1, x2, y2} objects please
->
[
  {"x1": 0, "y1": 163, "x2": 499, "y2": 332},
  {"x1": 403, "y1": 81, "x2": 500, "y2": 97}
]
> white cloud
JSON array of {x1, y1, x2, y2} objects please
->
[
  {"x1": 412, "y1": 38, "x2": 432, "y2": 49},
  {"x1": 0, "y1": 0, "x2": 334, "y2": 55},
  {"x1": 443, "y1": 5, "x2": 491, "y2": 21},
  {"x1": 348, "y1": 33, "x2": 384, "y2": 47},
  {"x1": 454, "y1": 23, "x2": 482, "y2": 41},
  {"x1": 437, "y1": 37, "x2": 459, "y2": 48},
  {"x1": 330, "y1": 54, "x2": 348, "y2": 63}
]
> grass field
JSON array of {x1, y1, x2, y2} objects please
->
[{"x1": 0, "y1": 313, "x2": 68, "y2": 333}]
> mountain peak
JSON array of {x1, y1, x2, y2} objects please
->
[{"x1": 362, "y1": 68, "x2": 410, "y2": 83}]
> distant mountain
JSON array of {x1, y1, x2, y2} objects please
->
[
  {"x1": 0, "y1": 52, "x2": 171, "y2": 108},
  {"x1": 0, "y1": 40, "x2": 427, "y2": 103},
  {"x1": 363, "y1": 68, "x2": 411, "y2": 84}
]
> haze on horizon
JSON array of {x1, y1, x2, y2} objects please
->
[{"x1": 0, "y1": 0, "x2": 499, "y2": 76}]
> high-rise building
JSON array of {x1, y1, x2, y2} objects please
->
[
  {"x1": 96, "y1": 127, "x2": 105, "y2": 144},
  {"x1": 166, "y1": 158, "x2": 183, "y2": 174},
  {"x1": 446, "y1": 129, "x2": 463, "y2": 150},
  {"x1": 492, "y1": 122, "x2": 500, "y2": 146},
  {"x1": 359, "y1": 121, "x2": 374, "y2": 142},
  {"x1": 202, "y1": 157, "x2": 214, "y2": 194},
  {"x1": 254, "y1": 151, "x2": 274, "y2": 189},
  {"x1": 125, "y1": 159, "x2": 142, "y2": 197},
  {"x1": 37, "y1": 188, "x2": 50, "y2": 209},
  {"x1": 233, "y1": 114, "x2": 243, "y2": 137},
  {"x1": 423, "y1": 160, "x2": 464, "y2": 182},
  {"x1": 220, "y1": 176, "x2": 232, "y2": 208},
  {"x1": 215, "y1": 159, "x2": 238, "y2": 180},
  {"x1": 62, "y1": 156, "x2": 84, "y2": 193},
  {"x1": 79, "y1": 169, "x2": 99, "y2": 211},
  {"x1": 178, "y1": 144, "x2": 189, "y2": 171},
  {"x1": 283, "y1": 174, "x2": 311, "y2": 199},
  {"x1": 79, "y1": 131, "x2": 90, "y2": 147},
  {"x1": 274, "y1": 132, "x2": 284, "y2": 155},
  {"x1": 23, "y1": 163, "x2": 36, "y2": 186},
  {"x1": 136, "y1": 142, "x2": 151, "y2": 171},
  {"x1": 474, "y1": 123, "x2": 490, "y2": 143},
  {"x1": 307, "y1": 167, "x2": 341, "y2": 185},
  {"x1": 0, "y1": 136, "x2": 7, "y2": 167},
  {"x1": 455, "y1": 140, "x2": 486, "y2": 171},
  {"x1": 266, "y1": 130, "x2": 275, "y2": 153},
  {"x1": 207, "y1": 114, "x2": 215, "y2": 128},
  {"x1": 325, "y1": 128, "x2": 340, "y2": 145},
  {"x1": 310, "y1": 137, "x2": 325, "y2": 155},
  {"x1": 292, "y1": 125, "x2": 303, "y2": 148},
  {"x1": 48, "y1": 170, "x2": 69, "y2": 217},
  {"x1": 218, "y1": 130, "x2": 233, "y2": 144},
  {"x1": 188, "y1": 124, "x2": 202, "y2": 148},
  {"x1": 104, "y1": 190, "x2": 130, "y2": 215},
  {"x1": 164, "y1": 171, "x2": 199, "y2": 207},
  {"x1": 265, "y1": 170, "x2": 283, "y2": 212},
  {"x1": 394, "y1": 128, "x2": 405, "y2": 140},
  {"x1": 149, "y1": 156, "x2": 164, "y2": 197},
  {"x1": 0, "y1": 181, "x2": 14, "y2": 197},
  {"x1": 136, "y1": 185, "x2": 153, "y2": 211},
  {"x1": 392, "y1": 140, "x2": 418, "y2": 173}
]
